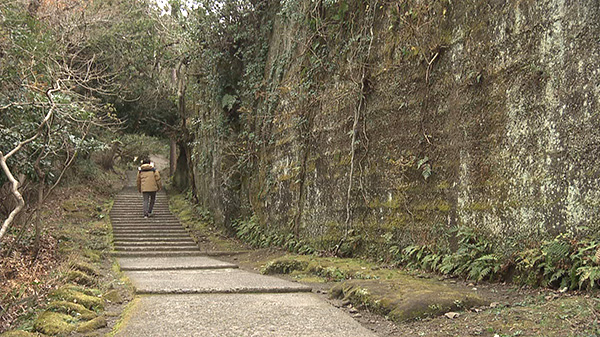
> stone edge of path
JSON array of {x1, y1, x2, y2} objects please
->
[
  {"x1": 134, "y1": 286, "x2": 313, "y2": 295},
  {"x1": 110, "y1": 250, "x2": 251, "y2": 258}
]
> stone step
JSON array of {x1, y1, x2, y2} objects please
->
[
  {"x1": 111, "y1": 220, "x2": 181, "y2": 224},
  {"x1": 111, "y1": 219, "x2": 181, "y2": 223},
  {"x1": 110, "y1": 213, "x2": 177, "y2": 216},
  {"x1": 112, "y1": 293, "x2": 375, "y2": 337},
  {"x1": 115, "y1": 194, "x2": 169, "y2": 200},
  {"x1": 112, "y1": 230, "x2": 186, "y2": 235},
  {"x1": 111, "y1": 216, "x2": 176, "y2": 220},
  {"x1": 113, "y1": 229, "x2": 190, "y2": 238},
  {"x1": 115, "y1": 246, "x2": 200, "y2": 252},
  {"x1": 114, "y1": 196, "x2": 169, "y2": 200},
  {"x1": 112, "y1": 201, "x2": 169, "y2": 203},
  {"x1": 111, "y1": 251, "x2": 249, "y2": 258},
  {"x1": 125, "y1": 269, "x2": 312, "y2": 294},
  {"x1": 113, "y1": 234, "x2": 192, "y2": 240},
  {"x1": 117, "y1": 256, "x2": 238, "y2": 271},
  {"x1": 110, "y1": 207, "x2": 171, "y2": 211},
  {"x1": 113, "y1": 230, "x2": 188, "y2": 235},
  {"x1": 110, "y1": 213, "x2": 173, "y2": 216},
  {"x1": 110, "y1": 209, "x2": 172, "y2": 213},
  {"x1": 114, "y1": 240, "x2": 195, "y2": 245},
  {"x1": 113, "y1": 201, "x2": 168, "y2": 203},
  {"x1": 112, "y1": 224, "x2": 184, "y2": 229},
  {"x1": 114, "y1": 241, "x2": 197, "y2": 247},
  {"x1": 111, "y1": 219, "x2": 180, "y2": 222},
  {"x1": 112, "y1": 223, "x2": 183, "y2": 227},
  {"x1": 112, "y1": 225, "x2": 184, "y2": 230}
]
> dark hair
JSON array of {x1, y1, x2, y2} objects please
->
[{"x1": 142, "y1": 158, "x2": 151, "y2": 164}]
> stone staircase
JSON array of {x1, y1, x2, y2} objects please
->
[
  {"x1": 109, "y1": 175, "x2": 376, "y2": 336},
  {"x1": 110, "y1": 187, "x2": 205, "y2": 257}
]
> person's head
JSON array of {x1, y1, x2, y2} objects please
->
[{"x1": 142, "y1": 158, "x2": 151, "y2": 165}]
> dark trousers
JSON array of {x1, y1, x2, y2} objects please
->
[{"x1": 143, "y1": 191, "x2": 156, "y2": 216}]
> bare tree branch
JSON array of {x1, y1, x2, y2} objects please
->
[{"x1": 0, "y1": 81, "x2": 61, "y2": 241}]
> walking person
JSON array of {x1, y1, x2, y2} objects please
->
[{"x1": 136, "y1": 158, "x2": 162, "y2": 218}]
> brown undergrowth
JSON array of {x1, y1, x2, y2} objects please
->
[{"x1": 0, "y1": 165, "x2": 128, "y2": 334}]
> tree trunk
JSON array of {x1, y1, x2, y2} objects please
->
[
  {"x1": 170, "y1": 138, "x2": 177, "y2": 177},
  {"x1": 33, "y1": 154, "x2": 46, "y2": 258}
]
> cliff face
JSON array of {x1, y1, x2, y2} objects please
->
[{"x1": 184, "y1": 0, "x2": 600, "y2": 256}]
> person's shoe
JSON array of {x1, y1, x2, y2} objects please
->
[
  {"x1": 144, "y1": 215, "x2": 148, "y2": 219},
  {"x1": 148, "y1": 212, "x2": 153, "y2": 217}
]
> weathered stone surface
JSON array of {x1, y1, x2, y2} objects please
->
[
  {"x1": 117, "y1": 256, "x2": 238, "y2": 271},
  {"x1": 331, "y1": 278, "x2": 488, "y2": 322},
  {"x1": 33, "y1": 312, "x2": 75, "y2": 335},
  {"x1": 182, "y1": 0, "x2": 600, "y2": 256},
  {"x1": 75, "y1": 316, "x2": 107, "y2": 333},
  {"x1": 114, "y1": 294, "x2": 376, "y2": 337},
  {"x1": 125, "y1": 268, "x2": 311, "y2": 294}
]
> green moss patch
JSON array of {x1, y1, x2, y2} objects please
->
[
  {"x1": 70, "y1": 261, "x2": 100, "y2": 276},
  {"x1": 260, "y1": 255, "x2": 379, "y2": 282},
  {"x1": 0, "y1": 331, "x2": 41, "y2": 336},
  {"x1": 65, "y1": 284, "x2": 102, "y2": 297},
  {"x1": 49, "y1": 286, "x2": 104, "y2": 311},
  {"x1": 331, "y1": 278, "x2": 487, "y2": 322},
  {"x1": 103, "y1": 289, "x2": 124, "y2": 304},
  {"x1": 76, "y1": 316, "x2": 107, "y2": 333},
  {"x1": 61, "y1": 200, "x2": 80, "y2": 213},
  {"x1": 262, "y1": 254, "x2": 488, "y2": 322},
  {"x1": 66, "y1": 270, "x2": 96, "y2": 286},
  {"x1": 83, "y1": 249, "x2": 102, "y2": 263},
  {"x1": 261, "y1": 259, "x2": 308, "y2": 275},
  {"x1": 46, "y1": 301, "x2": 97, "y2": 320},
  {"x1": 33, "y1": 311, "x2": 76, "y2": 335},
  {"x1": 168, "y1": 192, "x2": 247, "y2": 252}
]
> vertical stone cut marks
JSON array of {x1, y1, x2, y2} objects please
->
[
  {"x1": 292, "y1": 107, "x2": 315, "y2": 237},
  {"x1": 552, "y1": 0, "x2": 600, "y2": 233},
  {"x1": 495, "y1": 0, "x2": 600, "y2": 238}
]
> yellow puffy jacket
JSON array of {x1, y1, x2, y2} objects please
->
[{"x1": 136, "y1": 163, "x2": 162, "y2": 193}]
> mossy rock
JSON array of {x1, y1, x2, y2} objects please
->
[
  {"x1": 61, "y1": 200, "x2": 80, "y2": 212},
  {"x1": 331, "y1": 277, "x2": 488, "y2": 322},
  {"x1": 70, "y1": 261, "x2": 100, "y2": 276},
  {"x1": 34, "y1": 311, "x2": 76, "y2": 335},
  {"x1": 58, "y1": 241, "x2": 76, "y2": 255},
  {"x1": 83, "y1": 250, "x2": 102, "y2": 263},
  {"x1": 261, "y1": 258, "x2": 308, "y2": 275},
  {"x1": 66, "y1": 270, "x2": 96, "y2": 286},
  {"x1": 49, "y1": 287, "x2": 104, "y2": 311},
  {"x1": 88, "y1": 221, "x2": 108, "y2": 236},
  {"x1": 75, "y1": 316, "x2": 107, "y2": 333},
  {"x1": 66, "y1": 284, "x2": 102, "y2": 297},
  {"x1": 103, "y1": 289, "x2": 124, "y2": 304},
  {"x1": 47, "y1": 301, "x2": 97, "y2": 321},
  {"x1": 0, "y1": 331, "x2": 41, "y2": 337}
]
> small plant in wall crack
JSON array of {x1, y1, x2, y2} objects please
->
[{"x1": 417, "y1": 156, "x2": 432, "y2": 180}]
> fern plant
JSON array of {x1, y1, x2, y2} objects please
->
[
  {"x1": 400, "y1": 226, "x2": 501, "y2": 281},
  {"x1": 516, "y1": 234, "x2": 600, "y2": 290},
  {"x1": 400, "y1": 228, "x2": 599, "y2": 290},
  {"x1": 231, "y1": 215, "x2": 315, "y2": 254},
  {"x1": 467, "y1": 254, "x2": 502, "y2": 281}
]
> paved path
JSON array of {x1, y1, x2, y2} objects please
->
[{"x1": 111, "y1": 172, "x2": 376, "y2": 336}]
